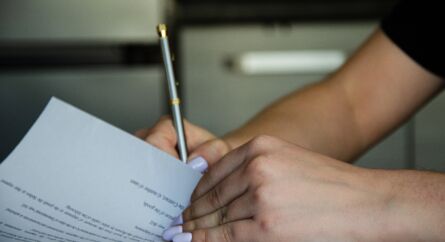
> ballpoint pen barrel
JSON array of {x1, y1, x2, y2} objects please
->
[
  {"x1": 160, "y1": 38, "x2": 179, "y2": 100},
  {"x1": 159, "y1": 34, "x2": 188, "y2": 163},
  {"x1": 171, "y1": 104, "x2": 188, "y2": 163}
]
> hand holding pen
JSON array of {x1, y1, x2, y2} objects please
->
[
  {"x1": 135, "y1": 24, "x2": 233, "y2": 242},
  {"x1": 135, "y1": 24, "x2": 231, "y2": 167}
]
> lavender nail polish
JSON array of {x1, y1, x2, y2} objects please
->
[
  {"x1": 187, "y1": 156, "x2": 208, "y2": 173},
  {"x1": 173, "y1": 232, "x2": 192, "y2": 242},
  {"x1": 162, "y1": 226, "x2": 182, "y2": 241}
]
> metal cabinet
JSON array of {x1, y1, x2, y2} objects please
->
[
  {"x1": 0, "y1": 67, "x2": 165, "y2": 160},
  {"x1": 0, "y1": 0, "x2": 164, "y2": 43},
  {"x1": 181, "y1": 22, "x2": 409, "y2": 168},
  {"x1": 0, "y1": 0, "x2": 170, "y2": 161},
  {"x1": 356, "y1": 126, "x2": 409, "y2": 169},
  {"x1": 415, "y1": 94, "x2": 445, "y2": 172}
]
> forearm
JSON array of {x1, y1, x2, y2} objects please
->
[
  {"x1": 223, "y1": 30, "x2": 443, "y2": 162},
  {"x1": 223, "y1": 77, "x2": 364, "y2": 161}
]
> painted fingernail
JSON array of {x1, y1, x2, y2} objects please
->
[
  {"x1": 172, "y1": 215, "x2": 183, "y2": 225},
  {"x1": 187, "y1": 156, "x2": 208, "y2": 173},
  {"x1": 173, "y1": 232, "x2": 192, "y2": 242},
  {"x1": 162, "y1": 226, "x2": 183, "y2": 241}
]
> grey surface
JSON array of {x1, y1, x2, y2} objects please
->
[
  {"x1": 0, "y1": 0, "x2": 163, "y2": 43},
  {"x1": 0, "y1": 67, "x2": 165, "y2": 161},
  {"x1": 355, "y1": 125, "x2": 409, "y2": 169},
  {"x1": 181, "y1": 22, "x2": 409, "y2": 169},
  {"x1": 415, "y1": 93, "x2": 445, "y2": 172}
]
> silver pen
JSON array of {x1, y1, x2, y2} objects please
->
[{"x1": 157, "y1": 24, "x2": 188, "y2": 163}]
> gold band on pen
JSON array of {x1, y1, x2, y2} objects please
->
[{"x1": 170, "y1": 98, "x2": 181, "y2": 105}]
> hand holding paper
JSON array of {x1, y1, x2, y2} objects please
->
[{"x1": 0, "y1": 98, "x2": 202, "y2": 242}]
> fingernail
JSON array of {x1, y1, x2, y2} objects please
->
[
  {"x1": 162, "y1": 226, "x2": 183, "y2": 241},
  {"x1": 172, "y1": 215, "x2": 183, "y2": 225},
  {"x1": 173, "y1": 232, "x2": 192, "y2": 242},
  {"x1": 187, "y1": 156, "x2": 208, "y2": 173}
]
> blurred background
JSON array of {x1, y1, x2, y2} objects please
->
[{"x1": 1, "y1": 0, "x2": 444, "y2": 171}]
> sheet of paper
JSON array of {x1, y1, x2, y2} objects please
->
[{"x1": 0, "y1": 97, "x2": 202, "y2": 242}]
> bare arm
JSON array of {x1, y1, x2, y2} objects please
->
[
  {"x1": 224, "y1": 29, "x2": 443, "y2": 161},
  {"x1": 143, "y1": 28, "x2": 445, "y2": 242}
]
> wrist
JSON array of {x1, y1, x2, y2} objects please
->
[
  {"x1": 337, "y1": 168, "x2": 419, "y2": 242},
  {"x1": 332, "y1": 167, "x2": 395, "y2": 241},
  {"x1": 372, "y1": 170, "x2": 445, "y2": 241}
]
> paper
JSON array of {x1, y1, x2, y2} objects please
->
[{"x1": 0, "y1": 97, "x2": 202, "y2": 242}]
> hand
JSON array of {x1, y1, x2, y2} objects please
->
[
  {"x1": 136, "y1": 116, "x2": 234, "y2": 241},
  {"x1": 175, "y1": 135, "x2": 395, "y2": 242},
  {"x1": 135, "y1": 116, "x2": 232, "y2": 168}
]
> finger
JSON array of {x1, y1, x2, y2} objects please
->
[
  {"x1": 145, "y1": 131, "x2": 179, "y2": 158},
  {"x1": 183, "y1": 192, "x2": 255, "y2": 231},
  {"x1": 223, "y1": 191, "x2": 256, "y2": 222},
  {"x1": 190, "y1": 145, "x2": 248, "y2": 202},
  {"x1": 183, "y1": 120, "x2": 216, "y2": 151},
  {"x1": 182, "y1": 208, "x2": 223, "y2": 231},
  {"x1": 187, "y1": 157, "x2": 209, "y2": 173},
  {"x1": 191, "y1": 136, "x2": 274, "y2": 201},
  {"x1": 144, "y1": 117, "x2": 216, "y2": 159},
  {"x1": 145, "y1": 116, "x2": 177, "y2": 143},
  {"x1": 163, "y1": 225, "x2": 183, "y2": 241},
  {"x1": 184, "y1": 166, "x2": 248, "y2": 220},
  {"x1": 188, "y1": 138, "x2": 231, "y2": 167},
  {"x1": 158, "y1": 117, "x2": 216, "y2": 153},
  {"x1": 188, "y1": 219, "x2": 257, "y2": 242},
  {"x1": 144, "y1": 117, "x2": 179, "y2": 157}
]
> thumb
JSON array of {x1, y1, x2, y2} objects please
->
[{"x1": 187, "y1": 157, "x2": 208, "y2": 174}]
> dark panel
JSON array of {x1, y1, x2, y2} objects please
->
[
  {"x1": 0, "y1": 44, "x2": 161, "y2": 70},
  {"x1": 176, "y1": 0, "x2": 399, "y2": 24}
]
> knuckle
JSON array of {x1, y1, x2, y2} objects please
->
[
  {"x1": 251, "y1": 185, "x2": 271, "y2": 207},
  {"x1": 246, "y1": 156, "x2": 271, "y2": 179},
  {"x1": 145, "y1": 133, "x2": 168, "y2": 148},
  {"x1": 211, "y1": 139, "x2": 231, "y2": 158},
  {"x1": 144, "y1": 127, "x2": 161, "y2": 140},
  {"x1": 153, "y1": 116, "x2": 174, "y2": 132},
  {"x1": 249, "y1": 135, "x2": 274, "y2": 150},
  {"x1": 256, "y1": 213, "x2": 278, "y2": 234}
]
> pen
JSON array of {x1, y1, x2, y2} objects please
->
[{"x1": 157, "y1": 24, "x2": 188, "y2": 163}]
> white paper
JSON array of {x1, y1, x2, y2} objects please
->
[{"x1": 0, "y1": 97, "x2": 202, "y2": 242}]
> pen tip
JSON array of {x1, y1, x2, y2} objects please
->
[{"x1": 157, "y1": 24, "x2": 167, "y2": 38}]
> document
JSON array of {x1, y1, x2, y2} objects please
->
[{"x1": 0, "y1": 98, "x2": 202, "y2": 242}]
